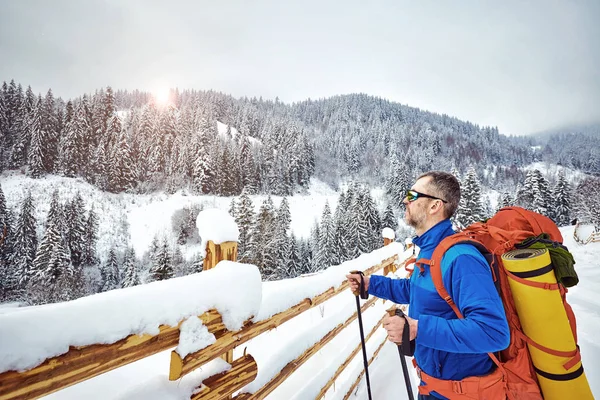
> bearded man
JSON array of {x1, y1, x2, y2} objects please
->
[{"x1": 347, "y1": 171, "x2": 509, "y2": 400}]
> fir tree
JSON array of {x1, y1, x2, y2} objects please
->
[
  {"x1": 316, "y1": 202, "x2": 335, "y2": 269},
  {"x1": 332, "y1": 195, "x2": 349, "y2": 265},
  {"x1": 498, "y1": 192, "x2": 513, "y2": 211},
  {"x1": 11, "y1": 191, "x2": 37, "y2": 286},
  {"x1": 192, "y1": 130, "x2": 213, "y2": 194},
  {"x1": 101, "y1": 248, "x2": 120, "y2": 291},
  {"x1": 150, "y1": 239, "x2": 174, "y2": 281},
  {"x1": 109, "y1": 131, "x2": 137, "y2": 192},
  {"x1": 65, "y1": 192, "x2": 87, "y2": 268},
  {"x1": 83, "y1": 205, "x2": 99, "y2": 266},
  {"x1": 531, "y1": 169, "x2": 552, "y2": 219},
  {"x1": 381, "y1": 203, "x2": 398, "y2": 232},
  {"x1": 235, "y1": 191, "x2": 255, "y2": 263},
  {"x1": 27, "y1": 96, "x2": 45, "y2": 178},
  {"x1": 457, "y1": 167, "x2": 484, "y2": 226},
  {"x1": 0, "y1": 184, "x2": 15, "y2": 300},
  {"x1": 251, "y1": 197, "x2": 278, "y2": 278},
  {"x1": 287, "y1": 234, "x2": 302, "y2": 278},
  {"x1": 121, "y1": 248, "x2": 140, "y2": 287},
  {"x1": 516, "y1": 170, "x2": 535, "y2": 210},
  {"x1": 553, "y1": 170, "x2": 571, "y2": 227},
  {"x1": 41, "y1": 89, "x2": 59, "y2": 173},
  {"x1": 29, "y1": 192, "x2": 73, "y2": 303}
]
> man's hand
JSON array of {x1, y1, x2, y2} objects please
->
[
  {"x1": 383, "y1": 313, "x2": 418, "y2": 344},
  {"x1": 346, "y1": 273, "x2": 370, "y2": 295}
]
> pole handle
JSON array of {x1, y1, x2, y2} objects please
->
[
  {"x1": 386, "y1": 307, "x2": 416, "y2": 356},
  {"x1": 349, "y1": 270, "x2": 369, "y2": 299}
]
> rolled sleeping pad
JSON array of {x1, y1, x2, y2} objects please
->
[{"x1": 502, "y1": 248, "x2": 594, "y2": 400}]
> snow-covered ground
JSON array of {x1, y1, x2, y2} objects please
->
[
  {"x1": 0, "y1": 226, "x2": 597, "y2": 399},
  {"x1": 0, "y1": 171, "x2": 341, "y2": 261},
  {"x1": 524, "y1": 161, "x2": 590, "y2": 185}
]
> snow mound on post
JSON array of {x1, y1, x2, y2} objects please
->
[
  {"x1": 381, "y1": 227, "x2": 395, "y2": 240},
  {"x1": 0, "y1": 261, "x2": 261, "y2": 374},
  {"x1": 196, "y1": 208, "x2": 240, "y2": 256}
]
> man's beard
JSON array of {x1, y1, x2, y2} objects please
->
[{"x1": 405, "y1": 206, "x2": 426, "y2": 230}]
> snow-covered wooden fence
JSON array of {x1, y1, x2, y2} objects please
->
[
  {"x1": 573, "y1": 223, "x2": 600, "y2": 245},
  {"x1": 0, "y1": 222, "x2": 406, "y2": 400}
]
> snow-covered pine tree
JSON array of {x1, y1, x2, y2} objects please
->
[
  {"x1": 109, "y1": 130, "x2": 137, "y2": 193},
  {"x1": 308, "y1": 221, "x2": 320, "y2": 273},
  {"x1": 121, "y1": 248, "x2": 140, "y2": 287},
  {"x1": 313, "y1": 202, "x2": 333, "y2": 270},
  {"x1": 516, "y1": 170, "x2": 534, "y2": 210},
  {"x1": 92, "y1": 139, "x2": 109, "y2": 191},
  {"x1": 553, "y1": 170, "x2": 571, "y2": 227},
  {"x1": 83, "y1": 205, "x2": 99, "y2": 266},
  {"x1": 284, "y1": 234, "x2": 301, "y2": 278},
  {"x1": 251, "y1": 196, "x2": 278, "y2": 279},
  {"x1": 0, "y1": 184, "x2": 15, "y2": 300},
  {"x1": 531, "y1": 169, "x2": 552, "y2": 219},
  {"x1": 385, "y1": 155, "x2": 411, "y2": 207},
  {"x1": 332, "y1": 192, "x2": 349, "y2": 265},
  {"x1": 192, "y1": 130, "x2": 213, "y2": 194},
  {"x1": 272, "y1": 197, "x2": 292, "y2": 278},
  {"x1": 27, "y1": 96, "x2": 45, "y2": 178},
  {"x1": 0, "y1": 183, "x2": 12, "y2": 262},
  {"x1": 101, "y1": 248, "x2": 120, "y2": 291},
  {"x1": 41, "y1": 89, "x2": 59, "y2": 173},
  {"x1": 459, "y1": 167, "x2": 485, "y2": 226},
  {"x1": 65, "y1": 192, "x2": 87, "y2": 268},
  {"x1": 191, "y1": 252, "x2": 204, "y2": 273},
  {"x1": 498, "y1": 192, "x2": 513, "y2": 211},
  {"x1": 29, "y1": 191, "x2": 74, "y2": 304},
  {"x1": 381, "y1": 203, "x2": 398, "y2": 232},
  {"x1": 58, "y1": 105, "x2": 79, "y2": 177},
  {"x1": 9, "y1": 85, "x2": 35, "y2": 168},
  {"x1": 235, "y1": 190, "x2": 255, "y2": 262},
  {"x1": 11, "y1": 191, "x2": 37, "y2": 289},
  {"x1": 148, "y1": 234, "x2": 160, "y2": 264},
  {"x1": 574, "y1": 177, "x2": 600, "y2": 230},
  {"x1": 150, "y1": 239, "x2": 174, "y2": 281},
  {"x1": 353, "y1": 187, "x2": 374, "y2": 254},
  {"x1": 361, "y1": 186, "x2": 382, "y2": 250}
]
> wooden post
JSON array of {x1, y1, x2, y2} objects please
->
[
  {"x1": 382, "y1": 230, "x2": 396, "y2": 275},
  {"x1": 201, "y1": 239, "x2": 238, "y2": 398},
  {"x1": 203, "y1": 241, "x2": 238, "y2": 271}
]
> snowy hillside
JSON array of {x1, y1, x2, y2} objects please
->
[
  {"x1": 523, "y1": 162, "x2": 590, "y2": 185},
  {"x1": 0, "y1": 171, "x2": 343, "y2": 261}
]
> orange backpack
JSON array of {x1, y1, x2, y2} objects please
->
[{"x1": 404, "y1": 207, "x2": 591, "y2": 400}]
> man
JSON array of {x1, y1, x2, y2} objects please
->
[{"x1": 347, "y1": 171, "x2": 510, "y2": 399}]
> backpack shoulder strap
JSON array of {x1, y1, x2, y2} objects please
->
[{"x1": 428, "y1": 233, "x2": 490, "y2": 319}]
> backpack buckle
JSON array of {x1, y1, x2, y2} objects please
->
[{"x1": 452, "y1": 381, "x2": 465, "y2": 394}]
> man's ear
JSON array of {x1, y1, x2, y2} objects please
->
[{"x1": 429, "y1": 200, "x2": 444, "y2": 216}]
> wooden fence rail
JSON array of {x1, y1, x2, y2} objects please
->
[
  {"x1": 0, "y1": 234, "x2": 405, "y2": 400},
  {"x1": 573, "y1": 223, "x2": 600, "y2": 245}
]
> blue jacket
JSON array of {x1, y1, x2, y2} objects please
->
[{"x1": 369, "y1": 220, "x2": 510, "y2": 397}]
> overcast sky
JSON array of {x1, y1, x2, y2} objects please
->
[{"x1": 1, "y1": 0, "x2": 599, "y2": 135}]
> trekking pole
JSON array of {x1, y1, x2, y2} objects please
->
[
  {"x1": 387, "y1": 307, "x2": 415, "y2": 400},
  {"x1": 349, "y1": 270, "x2": 373, "y2": 400}
]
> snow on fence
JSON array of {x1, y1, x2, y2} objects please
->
[
  {"x1": 0, "y1": 211, "x2": 408, "y2": 400},
  {"x1": 573, "y1": 223, "x2": 600, "y2": 245}
]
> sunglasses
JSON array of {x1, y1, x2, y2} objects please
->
[{"x1": 405, "y1": 189, "x2": 448, "y2": 203}]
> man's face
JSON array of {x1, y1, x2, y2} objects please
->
[{"x1": 403, "y1": 177, "x2": 433, "y2": 229}]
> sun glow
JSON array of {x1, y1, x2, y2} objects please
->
[{"x1": 153, "y1": 87, "x2": 171, "y2": 106}]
